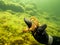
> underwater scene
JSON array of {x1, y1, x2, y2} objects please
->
[{"x1": 0, "y1": 0, "x2": 60, "y2": 45}]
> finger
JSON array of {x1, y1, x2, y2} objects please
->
[
  {"x1": 40, "y1": 24, "x2": 47, "y2": 30},
  {"x1": 24, "y1": 18, "x2": 32, "y2": 28}
]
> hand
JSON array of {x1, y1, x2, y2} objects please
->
[
  {"x1": 23, "y1": 18, "x2": 38, "y2": 32},
  {"x1": 32, "y1": 24, "x2": 48, "y2": 44},
  {"x1": 24, "y1": 18, "x2": 48, "y2": 44}
]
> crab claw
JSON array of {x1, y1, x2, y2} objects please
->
[{"x1": 24, "y1": 18, "x2": 32, "y2": 28}]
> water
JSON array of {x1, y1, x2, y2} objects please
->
[{"x1": 0, "y1": 0, "x2": 60, "y2": 45}]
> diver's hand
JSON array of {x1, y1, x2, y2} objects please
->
[
  {"x1": 32, "y1": 24, "x2": 49, "y2": 44},
  {"x1": 24, "y1": 18, "x2": 48, "y2": 44},
  {"x1": 24, "y1": 18, "x2": 60, "y2": 45}
]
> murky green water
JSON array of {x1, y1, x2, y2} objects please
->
[{"x1": 0, "y1": 0, "x2": 60, "y2": 45}]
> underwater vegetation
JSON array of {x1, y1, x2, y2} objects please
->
[
  {"x1": 0, "y1": 0, "x2": 60, "y2": 45},
  {"x1": 0, "y1": 0, "x2": 37, "y2": 15},
  {"x1": 0, "y1": 1, "x2": 24, "y2": 13}
]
